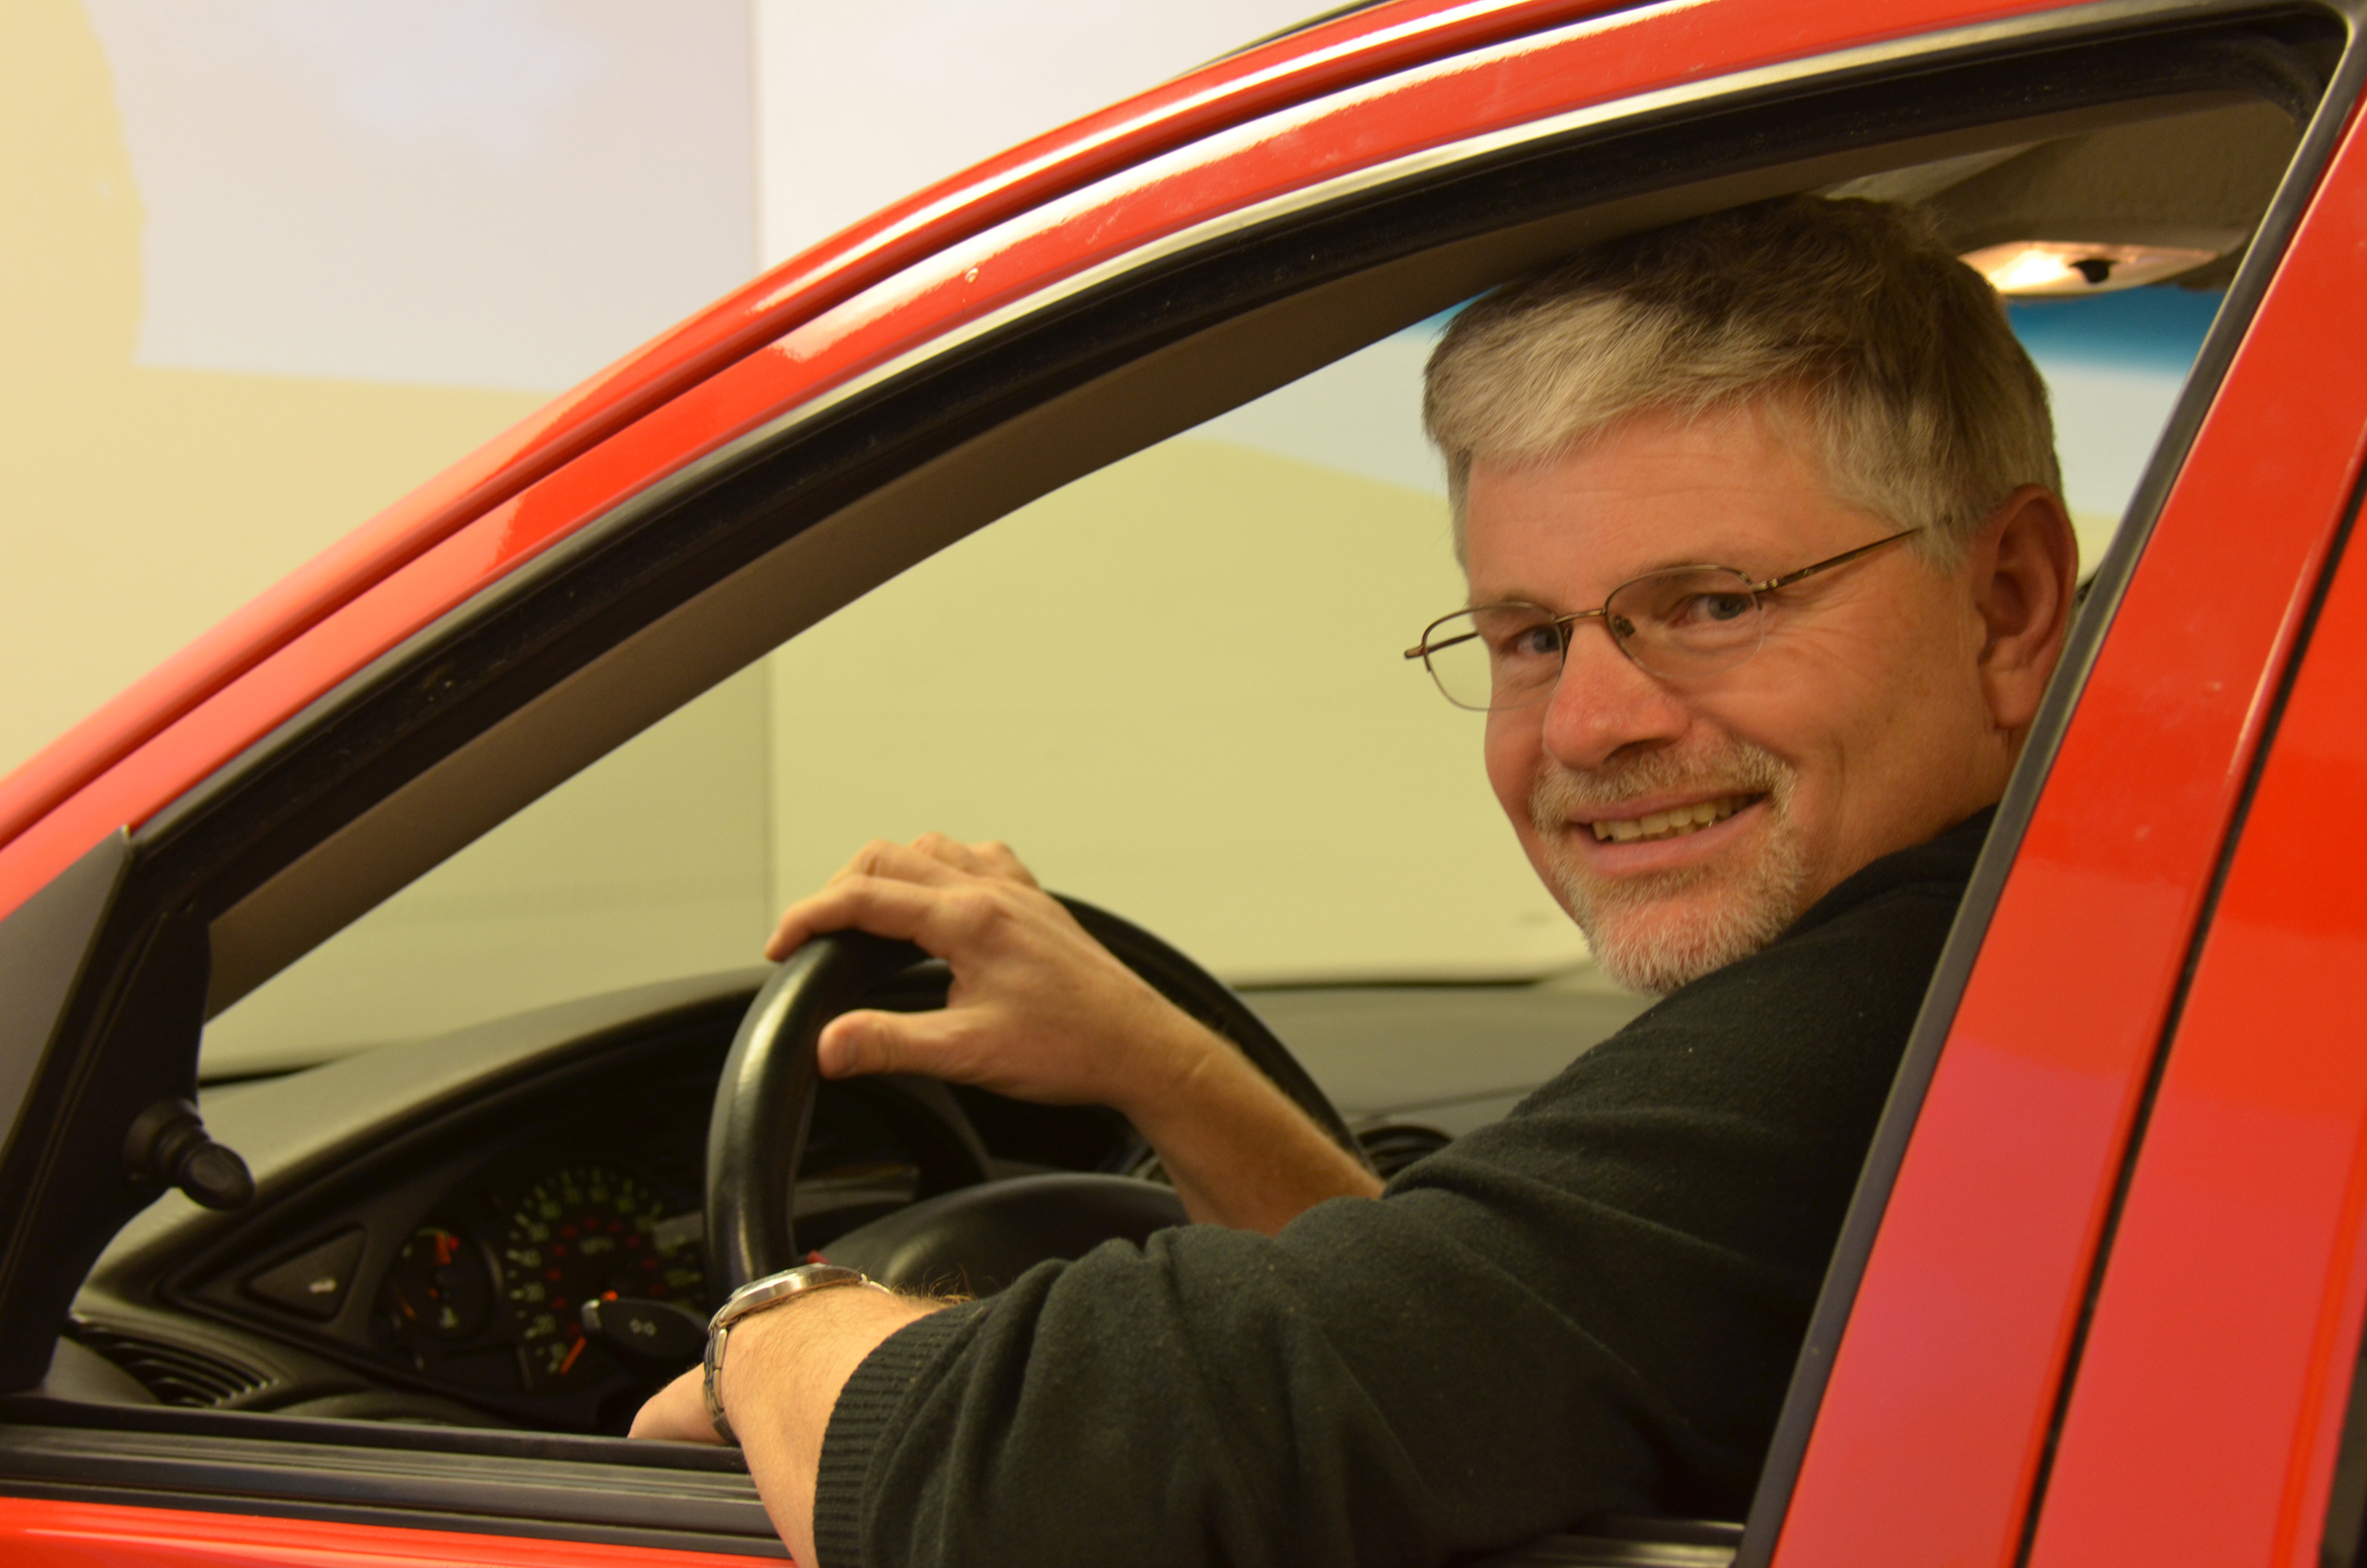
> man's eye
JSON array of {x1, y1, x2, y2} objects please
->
[
  {"x1": 1495, "y1": 623, "x2": 1561, "y2": 661},
  {"x1": 1677, "y1": 592, "x2": 1755, "y2": 625}
]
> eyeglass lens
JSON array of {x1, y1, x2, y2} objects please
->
[{"x1": 1421, "y1": 565, "x2": 1767, "y2": 710}]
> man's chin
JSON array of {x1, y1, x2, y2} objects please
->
[
  {"x1": 1580, "y1": 905, "x2": 1782, "y2": 994},
  {"x1": 1557, "y1": 860, "x2": 1813, "y2": 995}
]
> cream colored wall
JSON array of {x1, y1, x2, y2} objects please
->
[{"x1": 766, "y1": 438, "x2": 1581, "y2": 984}]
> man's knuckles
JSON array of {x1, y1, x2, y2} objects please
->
[
  {"x1": 933, "y1": 884, "x2": 1022, "y2": 942},
  {"x1": 973, "y1": 839, "x2": 1040, "y2": 886}
]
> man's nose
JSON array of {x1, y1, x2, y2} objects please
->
[{"x1": 1539, "y1": 619, "x2": 1690, "y2": 770}]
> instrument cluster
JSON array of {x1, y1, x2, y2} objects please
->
[{"x1": 374, "y1": 1162, "x2": 709, "y2": 1405}]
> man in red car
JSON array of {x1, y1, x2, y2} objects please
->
[{"x1": 631, "y1": 197, "x2": 2080, "y2": 1568}]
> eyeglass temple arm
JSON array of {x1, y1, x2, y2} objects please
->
[{"x1": 1752, "y1": 527, "x2": 1922, "y2": 594}]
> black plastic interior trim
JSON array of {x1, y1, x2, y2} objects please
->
[
  {"x1": 138, "y1": 1008, "x2": 742, "y2": 1432},
  {"x1": 2324, "y1": 1327, "x2": 2367, "y2": 1565},
  {"x1": 1475, "y1": 1520, "x2": 1740, "y2": 1567},
  {"x1": 0, "y1": 888, "x2": 210, "y2": 1390},
  {"x1": 0, "y1": 830, "x2": 127, "y2": 1185},
  {"x1": 1735, "y1": 12, "x2": 2359, "y2": 1564}
]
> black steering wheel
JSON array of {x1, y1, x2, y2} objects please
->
[{"x1": 705, "y1": 895, "x2": 1371, "y2": 1297}]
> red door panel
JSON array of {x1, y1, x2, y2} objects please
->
[
  {"x1": 0, "y1": 1495, "x2": 770, "y2": 1567},
  {"x1": 1773, "y1": 76, "x2": 2367, "y2": 1568},
  {"x1": 2021, "y1": 368, "x2": 2367, "y2": 1565}
]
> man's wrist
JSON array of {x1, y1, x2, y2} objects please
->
[{"x1": 705, "y1": 1264, "x2": 888, "y2": 1445}]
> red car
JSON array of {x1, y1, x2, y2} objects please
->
[{"x1": 4, "y1": 0, "x2": 2365, "y2": 1564}]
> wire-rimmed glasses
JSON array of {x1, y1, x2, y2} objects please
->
[{"x1": 1404, "y1": 528, "x2": 1922, "y2": 711}]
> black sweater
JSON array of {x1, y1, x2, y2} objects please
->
[{"x1": 813, "y1": 812, "x2": 1992, "y2": 1568}]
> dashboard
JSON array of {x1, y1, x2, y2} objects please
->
[
  {"x1": 56, "y1": 965, "x2": 1637, "y2": 1434},
  {"x1": 66, "y1": 972, "x2": 1138, "y2": 1434}
]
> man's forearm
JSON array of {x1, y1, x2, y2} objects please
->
[
  {"x1": 1121, "y1": 1024, "x2": 1382, "y2": 1234},
  {"x1": 631, "y1": 1288, "x2": 943, "y2": 1565}
]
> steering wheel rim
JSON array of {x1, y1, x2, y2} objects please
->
[{"x1": 705, "y1": 894, "x2": 1370, "y2": 1295}]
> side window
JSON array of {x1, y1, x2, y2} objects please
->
[{"x1": 198, "y1": 325, "x2": 1582, "y2": 1079}]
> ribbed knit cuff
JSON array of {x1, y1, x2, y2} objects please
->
[{"x1": 811, "y1": 1303, "x2": 984, "y2": 1568}]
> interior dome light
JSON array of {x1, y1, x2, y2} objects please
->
[{"x1": 1960, "y1": 240, "x2": 2224, "y2": 296}]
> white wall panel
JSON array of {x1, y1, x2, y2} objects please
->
[
  {"x1": 84, "y1": 0, "x2": 755, "y2": 392},
  {"x1": 754, "y1": 0, "x2": 1330, "y2": 266}
]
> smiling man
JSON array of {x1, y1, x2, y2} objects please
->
[{"x1": 631, "y1": 196, "x2": 2080, "y2": 1568}]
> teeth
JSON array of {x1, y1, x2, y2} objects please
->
[{"x1": 1586, "y1": 796, "x2": 1748, "y2": 843}]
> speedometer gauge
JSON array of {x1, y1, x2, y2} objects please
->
[
  {"x1": 498, "y1": 1165, "x2": 704, "y2": 1390},
  {"x1": 380, "y1": 1226, "x2": 491, "y2": 1349}
]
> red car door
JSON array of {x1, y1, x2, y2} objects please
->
[
  {"x1": 1769, "y1": 40, "x2": 2367, "y2": 1568},
  {"x1": 2024, "y1": 405, "x2": 2367, "y2": 1567}
]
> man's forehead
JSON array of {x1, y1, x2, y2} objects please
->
[{"x1": 1462, "y1": 459, "x2": 1843, "y2": 605}]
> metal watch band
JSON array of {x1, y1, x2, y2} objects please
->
[{"x1": 702, "y1": 1263, "x2": 887, "y2": 1446}]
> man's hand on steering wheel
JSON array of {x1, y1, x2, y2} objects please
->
[{"x1": 763, "y1": 833, "x2": 1381, "y2": 1234}]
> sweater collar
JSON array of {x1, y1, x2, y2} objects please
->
[{"x1": 1777, "y1": 804, "x2": 2000, "y2": 945}]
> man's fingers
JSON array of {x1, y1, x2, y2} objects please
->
[
  {"x1": 818, "y1": 1007, "x2": 976, "y2": 1081},
  {"x1": 765, "y1": 875, "x2": 1025, "y2": 962},
  {"x1": 765, "y1": 837, "x2": 1047, "y2": 960},
  {"x1": 909, "y1": 831, "x2": 993, "y2": 874},
  {"x1": 911, "y1": 832, "x2": 1042, "y2": 890},
  {"x1": 824, "y1": 838, "x2": 968, "y2": 891},
  {"x1": 763, "y1": 876, "x2": 960, "y2": 961},
  {"x1": 628, "y1": 1366, "x2": 721, "y2": 1444}
]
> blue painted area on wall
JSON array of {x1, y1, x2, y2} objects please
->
[{"x1": 2009, "y1": 286, "x2": 2221, "y2": 372}]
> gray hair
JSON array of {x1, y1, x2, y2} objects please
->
[{"x1": 1422, "y1": 196, "x2": 2061, "y2": 567}]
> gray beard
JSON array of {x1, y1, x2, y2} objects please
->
[{"x1": 1530, "y1": 743, "x2": 1813, "y2": 994}]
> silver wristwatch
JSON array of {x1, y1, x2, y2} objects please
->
[{"x1": 703, "y1": 1263, "x2": 887, "y2": 1445}]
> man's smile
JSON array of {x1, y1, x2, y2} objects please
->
[{"x1": 1583, "y1": 793, "x2": 1758, "y2": 843}]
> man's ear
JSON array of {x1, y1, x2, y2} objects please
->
[{"x1": 1971, "y1": 485, "x2": 2081, "y2": 738}]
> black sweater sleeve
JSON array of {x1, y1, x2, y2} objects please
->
[{"x1": 811, "y1": 820, "x2": 1988, "y2": 1568}]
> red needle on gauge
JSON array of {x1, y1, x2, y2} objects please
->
[{"x1": 558, "y1": 1335, "x2": 586, "y2": 1377}]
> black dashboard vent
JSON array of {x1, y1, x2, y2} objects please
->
[{"x1": 71, "y1": 1325, "x2": 272, "y2": 1407}]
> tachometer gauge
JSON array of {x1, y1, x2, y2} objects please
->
[
  {"x1": 499, "y1": 1165, "x2": 704, "y2": 1390},
  {"x1": 378, "y1": 1225, "x2": 492, "y2": 1354}
]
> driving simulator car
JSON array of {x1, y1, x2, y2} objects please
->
[{"x1": 4, "y1": 0, "x2": 2367, "y2": 1564}]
